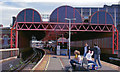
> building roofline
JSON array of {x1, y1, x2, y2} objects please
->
[
  {"x1": 75, "y1": 4, "x2": 120, "y2": 9},
  {"x1": 0, "y1": 27, "x2": 10, "y2": 29}
]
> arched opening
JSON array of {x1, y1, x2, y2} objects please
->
[{"x1": 84, "y1": 19, "x2": 89, "y2": 23}]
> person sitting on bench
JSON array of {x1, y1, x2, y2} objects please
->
[
  {"x1": 70, "y1": 50, "x2": 82, "y2": 69},
  {"x1": 86, "y1": 50, "x2": 98, "y2": 69}
]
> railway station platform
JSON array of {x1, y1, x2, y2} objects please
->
[{"x1": 32, "y1": 49, "x2": 120, "y2": 72}]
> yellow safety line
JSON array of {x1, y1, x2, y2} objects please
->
[
  {"x1": 31, "y1": 54, "x2": 46, "y2": 71},
  {"x1": 44, "y1": 55, "x2": 50, "y2": 71}
]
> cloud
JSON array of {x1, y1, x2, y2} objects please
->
[
  {"x1": 1, "y1": 0, "x2": 120, "y2": 3},
  {"x1": 1, "y1": 8, "x2": 22, "y2": 27},
  {"x1": 0, "y1": 2, "x2": 25, "y2": 27},
  {"x1": 0, "y1": 0, "x2": 119, "y2": 27},
  {"x1": 0, "y1": 2, "x2": 61, "y2": 27}
]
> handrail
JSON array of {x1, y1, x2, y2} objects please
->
[{"x1": 0, "y1": 48, "x2": 19, "y2": 52}]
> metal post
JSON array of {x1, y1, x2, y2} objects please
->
[
  {"x1": 10, "y1": 29, "x2": 13, "y2": 56},
  {"x1": 15, "y1": 23, "x2": 18, "y2": 56},
  {"x1": 65, "y1": 18, "x2": 76, "y2": 59},
  {"x1": 69, "y1": 19, "x2": 71, "y2": 59}
]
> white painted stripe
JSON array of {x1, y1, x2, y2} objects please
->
[{"x1": 59, "y1": 58, "x2": 64, "y2": 69}]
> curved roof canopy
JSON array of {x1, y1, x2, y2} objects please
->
[
  {"x1": 57, "y1": 37, "x2": 68, "y2": 43},
  {"x1": 90, "y1": 11, "x2": 114, "y2": 24},
  {"x1": 50, "y1": 6, "x2": 82, "y2": 23},
  {"x1": 16, "y1": 8, "x2": 42, "y2": 22}
]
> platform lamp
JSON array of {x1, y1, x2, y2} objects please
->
[{"x1": 65, "y1": 18, "x2": 76, "y2": 59}]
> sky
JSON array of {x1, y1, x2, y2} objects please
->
[{"x1": 0, "y1": 0, "x2": 119, "y2": 27}]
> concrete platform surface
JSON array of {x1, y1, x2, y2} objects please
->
[{"x1": 33, "y1": 49, "x2": 120, "y2": 72}]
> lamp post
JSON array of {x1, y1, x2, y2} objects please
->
[{"x1": 65, "y1": 18, "x2": 76, "y2": 59}]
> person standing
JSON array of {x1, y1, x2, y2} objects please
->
[
  {"x1": 93, "y1": 43, "x2": 102, "y2": 68},
  {"x1": 84, "y1": 43, "x2": 90, "y2": 57}
]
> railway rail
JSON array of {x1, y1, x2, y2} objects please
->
[{"x1": 10, "y1": 48, "x2": 44, "y2": 72}]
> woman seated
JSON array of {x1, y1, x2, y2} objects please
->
[
  {"x1": 85, "y1": 50, "x2": 98, "y2": 69},
  {"x1": 70, "y1": 50, "x2": 82, "y2": 69}
]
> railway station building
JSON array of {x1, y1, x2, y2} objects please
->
[{"x1": 10, "y1": 4, "x2": 120, "y2": 57}]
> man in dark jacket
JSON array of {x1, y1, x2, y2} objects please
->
[{"x1": 93, "y1": 43, "x2": 102, "y2": 68}]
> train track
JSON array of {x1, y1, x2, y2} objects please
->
[{"x1": 10, "y1": 48, "x2": 44, "y2": 72}]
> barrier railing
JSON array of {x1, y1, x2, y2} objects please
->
[{"x1": 0, "y1": 48, "x2": 19, "y2": 60}]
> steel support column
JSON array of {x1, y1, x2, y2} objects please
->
[
  {"x1": 112, "y1": 25, "x2": 114, "y2": 54},
  {"x1": 10, "y1": 29, "x2": 13, "y2": 56},
  {"x1": 117, "y1": 30, "x2": 118, "y2": 54},
  {"x1": 15, "y1": 23, "x2": 18, "y2": 56}
]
